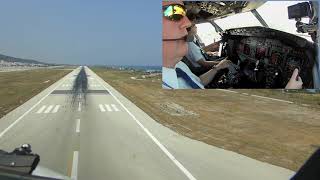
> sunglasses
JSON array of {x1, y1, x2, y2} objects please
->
[{"x1": 163, "y1": 4, "x2": 187, "y2": 21}]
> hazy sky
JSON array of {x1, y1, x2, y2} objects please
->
[{"x1": 0, "y1": 1, "x2": 161, "y2": 66}]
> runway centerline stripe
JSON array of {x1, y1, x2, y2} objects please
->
[
  {"x1": 52, "y1": 105, "x2": 60, "y2": 113},
  {"x1": 44, "y1": 105, "x2": 54, "y2": 113},
  {"x1": 99, "y1": 104, "x2": 105, "y2": 112},
  {"x1": 36, "y1": 106, "x2": 46, "y2": 114},
  {"x1": 0, "y1": 69, "x2": 75, "y2": 139},
  {"x1": 78, "y1": 102, "x2": 81, "y2": 112},
  {"x1": 105, "y1": 104, "x2": 112, "y2": 112},
  {"x1": 92, "y1": 68, "x2": 197, "y2": 180},
  {"x1": 76, "y1": 119, "x2": 80, "y2": 133},
  {"x1": 71, "y1": 151, "x2": 79, "y2": 180},
  {"x1": 111, "y1": 104, "x2": 119, "y2": 111}
]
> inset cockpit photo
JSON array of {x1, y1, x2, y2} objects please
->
[{"x1": 162, "y1": 1, "x2": 320, "y2": 89}]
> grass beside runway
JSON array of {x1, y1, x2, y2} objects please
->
[
  {"x1": 233, "y1": 89, "x2": 320, "y2": 108},
  {"x1": 92, "y1": 67, "x2": 320, "y2": 171},
  {"x1": 0, "y1": 68, "x2": 72, "y2": 118}
]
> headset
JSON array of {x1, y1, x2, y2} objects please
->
[{"x1": 162, "y1": 34, "x2": 194, "y2": 42}]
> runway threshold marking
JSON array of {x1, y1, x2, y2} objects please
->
[
  {"x1": 98, "y1": 104, "x2": 120, "y2": 112},
  {"x1": 52, "y1": 105, "x2": 60, "y2": 113},
  {"x1": 36, "y1": 106, "x2": 46, "y2": 114},
  {"x1": 105, "y1": 104, "x2": 112, "y2": 111},
  {"x1": 92, "y1": 69, "x2": 197, "y2": 180},
  {"x1": 111, "y1": 104, "x2": 119, "y2": 111},
  {"x1": 36, "y1": 105, "x2": 61, "y2": 114},
  {"x1": 99, "y1": 104, "x2": 106, "y2": 112},
  {"x1": 0, "y1": 70, "x2": 74, "y2": 138},
  {"x1": 44, "y1": 105, "x2": 54, "y2": 113}
]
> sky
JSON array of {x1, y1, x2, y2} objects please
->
[{"x1": 0, "y1": 0, "x2": 161, "y2": 66}]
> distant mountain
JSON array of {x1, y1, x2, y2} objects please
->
[{"x1": 0, "y1": 53, "x2": 49, "y2": 65}]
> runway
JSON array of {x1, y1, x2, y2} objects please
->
[{"x1": 0, "y1": 66, "x2": 295, "y2": 180}]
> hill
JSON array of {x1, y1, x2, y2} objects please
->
[{"x1": 0, "y1": 53, "x2": 49, "y2": 65}]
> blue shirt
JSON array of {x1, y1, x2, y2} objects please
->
[
  {"x1": 162, "y1": 61, "x2": 204, "y2": 89},
  {"x1": 186, "y1": 40, "x2": 205, "y2": 68}
]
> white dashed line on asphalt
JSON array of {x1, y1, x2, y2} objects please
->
[
  {"x1": 44, "y1": 105, "x2": 54, "y2": 113},
  {"x1": 36, "y1": 106, "x2": 47, "y2": 114},
  {"x1": 62, "y1": 84, "x2": 72, "y2": 87},
  {"x1": 99, "y1": 104, "x2": 106, "y2": 112},
  {"x1": 99, "y1": 104, "x2": 120, "y2": 112},
  {"x1": 105, "y1": 104, "x2": 112, "y2": 112},
  {"x1": 78, "y1": 102, "x2": 81, "y2": 112},
  {"x1": 76, "y1": 119, "x2": 80, "y2": 133},
  {"x1": 71, "y1": 151, "x2": 79, "y2": 180},
  {"x1": 36, "y1": 105, "x2": 61, "y2": 114},
  {"x1": 52, "y1": 105, "x2": 60, "y2": 113},
  {"x1": 111, "y1": 104, "x2": 120, "y2": 111}
]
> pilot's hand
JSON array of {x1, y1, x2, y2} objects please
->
[
  {"x1": 285, "y1": 68, "x2": 303, "y2": 89},
  {"x1": 215, "y1": 58, "x2": 232, "y2": 70},
  {"x1": 206, "y1": 51, "x2": 219, "y2": 56}
]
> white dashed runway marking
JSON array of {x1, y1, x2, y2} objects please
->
[
  {"x1": 99, "y1": 104, "x2": 105, "y2": 112},
  {"x1": 44, "y1": 105, "x2": 54, "y2": 113},
  {"x1": 111, "y1": 104, "x2": 119, "y2": 111},
  {"x1": 89, "y1": 84, "x2": 100, "y2": 87},
  {"x1": 36, "y1": 105, "x2": 61, "y2": 114},
  {"x1": 98, "y1": 104, "x2": 120, "y2": 112},
  {"x1": 62, "y1": 84, "x2": 72, "y2": 87},
  {"x1": 52, "y1": 105, "x2": 60, "y2": 113}
]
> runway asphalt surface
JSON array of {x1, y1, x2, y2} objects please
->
[{"x1": 0, "y1": 66, "x2": 295, "y2": 180}]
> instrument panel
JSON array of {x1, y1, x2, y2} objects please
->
[{"x1": 212, "y1": 26, "x2": 317, "y2": 88}]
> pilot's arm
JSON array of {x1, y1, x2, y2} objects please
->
[
  {"x1": 187, "y1": 42, "x2": 219, "y2": 69},
  {"x1": 197, "y1": 58, "x2": 220, "y2": 68},
  {"x1": 199, "y1": 58, "x2": 232, "y2": 86}
]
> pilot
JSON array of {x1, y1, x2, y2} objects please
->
[
  {"x1": 162, "y1": 1, "x2": 303, "y2": 89},
  {"x1": 162, "y1": 1, "x2": 233, "y2": 89},
  {"x1": 186, "y1": 23, "x2": 222, "y2": 74}
]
